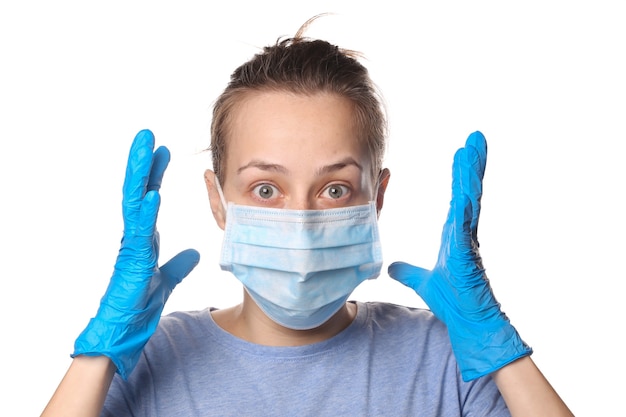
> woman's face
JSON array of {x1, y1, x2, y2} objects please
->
[{"x1": 219, "y1": 90, "x2": 378, "y2": 211}]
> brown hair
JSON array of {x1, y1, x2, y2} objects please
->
[{"x1": 210, "y1": 16, "x2": 387, "y2": 184}]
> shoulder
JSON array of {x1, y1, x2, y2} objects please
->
[
  {"x1": 357, "y1": 301, "x2": 445, "y2": 331},
  {"x1": 146, "y1": 308, "x2": 216, "y2": 349},
  {"x1": 159, "y1": 308, "x2": 212, "y2": 329},
  {"x1": 354, "y1": 301, "x2": 451, "y2": 349},
  {"x1": 159, "y1": 308, "x2": 213, "y2": 325},
  {"x1": 130, "y1": 308, "x2": 221, "y2": 380}
]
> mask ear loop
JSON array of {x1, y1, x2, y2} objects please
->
[
  {"x1": 371, "y1": 170, "x2": 384, "y2": 204},
  {"x1": 214, "y1": 175, "x2": 228, "y2": 212},
  {"x1": 373, "y1": 169, "x2": 386, "y2": 213}
]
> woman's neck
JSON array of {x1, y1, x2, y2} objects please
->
[{"x1": 210, "y1": 289, "x2": 357, "y2": 346}]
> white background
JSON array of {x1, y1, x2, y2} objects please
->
[{"x1": 1, "y1": 1, "x2": 623, "y2": 415}]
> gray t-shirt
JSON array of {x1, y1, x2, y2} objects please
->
[{"x1": 103, "y1": 301, "x2": 510, "y2": 416}]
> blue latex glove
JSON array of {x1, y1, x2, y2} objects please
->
[
  {"x1": 388, "y1": 131, "x2": 531, "y2": 382},
  {"x1": 72, "y1": 129, "x2": 200, "y2": 380}
]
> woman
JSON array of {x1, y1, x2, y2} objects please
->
[{"x1": 42, "y1": 17, "x2": 574, "y2": 416}]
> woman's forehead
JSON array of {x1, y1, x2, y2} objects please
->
[{"x1": 224, "y1": 91, "x2": 370, "y2": 170}]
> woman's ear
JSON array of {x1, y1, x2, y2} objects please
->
[
  {"x1": 204, "y1": 169, "x2": 226, "y2": 230},
  {"x1": 376, "y1": 168, "x2": 391, "y2": 217}
]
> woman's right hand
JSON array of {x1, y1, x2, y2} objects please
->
[{"x1": 72, "y1": 129, "x2": 200, "y2": 380}]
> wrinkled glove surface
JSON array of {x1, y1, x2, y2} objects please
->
[
  {"x1": 388, "y1": 131, "x2": 531, "y2": 381},
  {"x1": 73, "y1": 129, "x2": 200, "y2": 380}
]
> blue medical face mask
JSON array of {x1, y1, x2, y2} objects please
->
[{"x1": 215, "y1": 181, "x2": 383, "y2": 330}]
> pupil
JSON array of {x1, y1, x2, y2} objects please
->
[{"x1": 260, "y1": 186, "x2": 273, "y2": 198}]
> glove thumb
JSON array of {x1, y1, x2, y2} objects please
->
[
  {"x1": 388, "y1": 261, "x2": 431, "y2": 292},
  {"x1": 160, "y1": 249, "x2": 201, "y2": 289}
]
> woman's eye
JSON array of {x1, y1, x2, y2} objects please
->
[
  {"x1": 324, "y1": 184, "x2": 349, "y2": 199},
  {"x1": 253, "y1": 183, "x2": 278, "y2": 199}
]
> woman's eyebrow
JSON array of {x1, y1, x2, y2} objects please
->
[
  {"x1": 237, "y1": 159, "x2": 289, "y2": 175},
  {"x1": 237, "y1": 157, "x2": 362, "y2": 176},
  {"x1": 316, "y1": 157, "x2": 363, "y2": 176}
]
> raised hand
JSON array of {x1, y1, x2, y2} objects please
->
[
  {"x1": 388, "y1": 131, "x2": 531, "y2": 381},
  {"x1": 72, "y1": 129, "x2": 200, "y2": 380}
]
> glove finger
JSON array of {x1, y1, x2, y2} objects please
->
[
  {"x1": 147, "y1": 146, "x2": 171, "y2": 193},
  {"x1": 137, "y1": 190, "x2": 161, "y2": 238},
  {"x1": 446, "y1": 147, "x2": 466, "y2": 226},
  {"x1": 116, "y1": 191, "x2": 160, "y2": 276},
  {"x1": 451, "y1": 192, "x2": 475, "y2": 257},
  {"x1": 123, "y1": 130, "x2": 156, "y2": 228},
  {"x1": 461, "y1": 132, "x2": 487, "y2": 242},
  {"x1": 464, "y1": 131, "x2": 487, "y2": 180},
  {"x1": 388, "y1": 261, "x2": 431, "y2": 290},
  {"x1": 461, "y1": 146, "x2": 482, "y2": 240},
  {"x1": 160, "y1": 249, "x2": 201, "y2": 289}
]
